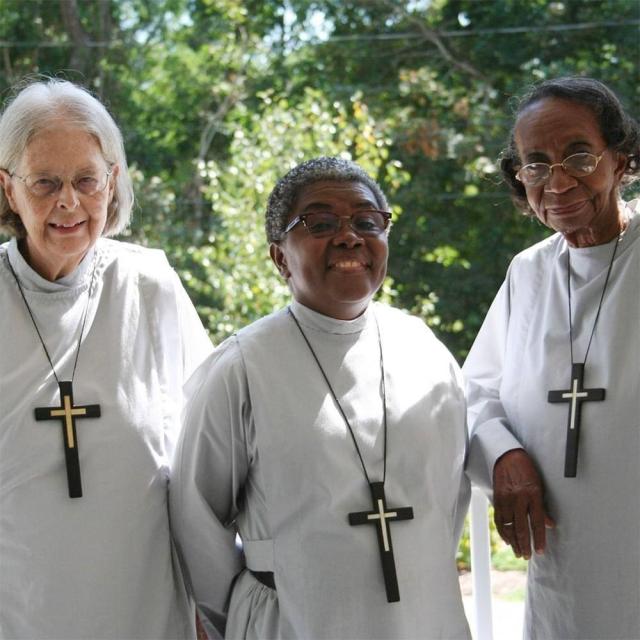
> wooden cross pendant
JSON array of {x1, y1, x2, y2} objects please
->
[
  {"x1": 548, "y1": 363, "x2": 605, "y2": 478},
  {"x1": 35, "y1": 381, "x2": 101, "y2": 498},
  {"x1": 348, "y1": 481, "x2": 414, "y2": 602}
]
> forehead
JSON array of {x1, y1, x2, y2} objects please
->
[
  {"x1": 514, "y1": 98, "x2": 605, "y2": 158},
  {"x1": 293, "y1": 180, "x2": 378, "y2": 213},
  {"x1": 21, "y1": 126, "x2": 104, "y2": 171}
]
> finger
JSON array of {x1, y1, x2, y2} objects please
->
[
  {"x1": 528, "y1": 493, "x2": 548, "y2": 554},
  {"x1": 496, "y1": 518, "x2": 516, "y2": 545},
  {"x1": 513, "y1": 504, "x2": 532, "y2": 559}
]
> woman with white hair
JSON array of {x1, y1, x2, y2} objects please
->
[{"x1": 0, "y1": 79, "x2": 212, "y2": 639}]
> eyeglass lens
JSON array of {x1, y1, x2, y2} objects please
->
[
  {"x1": 21, "y1": 172, "x2": 110, "y2": 197},
  {"x1": 304, "y1": 211, "x2": 389, "y2": 237},
  {"x1": 518, "y1": 152, "x2": 599, "y2": 186}
]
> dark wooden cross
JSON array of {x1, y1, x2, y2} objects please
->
[
  {"x1": 348, "y1": 481, "x2": 414, "y2": 602},
  {"x1": 35, "y1": 381, "x2": 101, "y2": 498},
  {"x1": 548, "y1": 363, "x2": 605, "y2": 478}
]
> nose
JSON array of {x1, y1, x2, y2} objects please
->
[
  {"x1": 332, "y1": 217, "x2": 363, "y2": 247},
  {"x1": 544, "y1": 163, "x2": 577, "y2": 193},
  {"x1": 56, "y1": 180, "x2": 79, "y2": 209}
]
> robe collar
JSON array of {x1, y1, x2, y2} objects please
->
[
  {"x1": 7, "y1": 237, "x2": 97, "y2": 293},
  {"x1": 290, "y1": 299, "x2": 372, "y2": 336}
]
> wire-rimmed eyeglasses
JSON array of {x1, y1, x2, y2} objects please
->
[
  {"x1": 10, "y1": 168, "x2": 113, "y2": 198},
  {"x1": 515, "y1": 152, "x2": 604, "y2": 187},
  {"x1": 284, "y1": 209, "x2": 392, "y2": 238}
]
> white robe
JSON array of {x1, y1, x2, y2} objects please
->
[
  {"x1": 464, "y1": 200, "x2": 640, "y2": 640},
  {"x1": 170, "y1": 300, "x2": 471, "y2": 640},
  {"x1": 0, "y1": 237, "x2": 213, "y2": 640}
]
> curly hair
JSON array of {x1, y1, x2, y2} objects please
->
[
  {"x1": 265, "y1": 156, "x2": 389, "y2": 243},
  {"x1": 500, "y1": 77, "x2": 640, "y2": 215},
  {"x1": 0, "y1": 78, "x2": 134, "y2": 237}
]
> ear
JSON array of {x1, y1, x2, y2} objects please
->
[
  {"x1": 270, "y1": 242, "x2": 290, "y2": 279},
  {"x1": 610, "y1": 150, "x2": 628, "y2": 185},
  {"x1": 0, "y1": 169, "x2": 20, "y2": 212},
  {"x1": 107, "y1": 164, "x2": 119, "y2": 204}
]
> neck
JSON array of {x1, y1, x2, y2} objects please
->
[
  {"x1": 564, "y1": 207, "x2": 626, "y2": 248},
  {"x1": 20, "y1": 239, "x2": 85, "y2": 281}
]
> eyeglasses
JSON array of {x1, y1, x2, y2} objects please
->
[
  {"x1": 515, "y1": 152, "x2": 604, "y2": 187},
  {"x1": 284, "y1": 209, "x2": 392, "y2": 238},
  {"x1": 11, "y1": 169, "x2": 113, "y2": 198}
]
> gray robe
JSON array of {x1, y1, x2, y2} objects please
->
[
  {"x1": 0, "y1": 238, "x2": 212, "y2": 639},
  {"x1": 171, "y1": 300, "x2": 471, "y2": 639},
  {"x1": 464, "y1": 200, "x2": 640, "y2": 640}
]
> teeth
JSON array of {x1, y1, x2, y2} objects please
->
[{"x1": 334, "y1": 260, "x2": 363, "y2": 268}]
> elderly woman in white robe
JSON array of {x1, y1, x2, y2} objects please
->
[
  {"x1": 170, "y1": 156, "x2": 471, "y2": 639},
  {"x1": 0, "y1": 79, "x2": 212, "y2": 639},
  {"x1": 464, "y1": 77, "x2": 640, "y2": 640}
]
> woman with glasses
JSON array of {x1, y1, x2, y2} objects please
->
[
  {"x1": 170, "y1": 157, "x2": 471, "y2": 639},
  {"x1": 0, "y1": 79, "x2": 212, "y2": 639},
  {"x1": 464, "y1": 77, "x2": 640, "y2": 640}
]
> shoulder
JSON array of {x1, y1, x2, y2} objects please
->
[
  {"x1": 236, "y1": 307, "x2": 290, "y2": 344},
  {"x1": 374, "y1": 302, "x2": 435, "y2": 339},
  {"x1": 507, "y1": 233, "x2": 562, "y2": 281},
  {"x1": 374, "y1": 302, "x2": 458, "y2": 361},
  {"x1": 184, "y1": 335, "x2": 247, "y2": 400},
  {"x1": 99, "y1": 238, "x2": 173, "y2": 279},
  {"x1": 98, "y1": 239, "x2": 184, "y2": 306}
]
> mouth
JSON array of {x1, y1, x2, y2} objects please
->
[
  {"x1": 545, "y1": 200, "x2": 587, "y2": 216},
  {"x1": 49, "y1": 221, "x2": 86, "y2": 231},
  {"x1": 329, "y1": 259, "x2": 369, "y2": 272}
]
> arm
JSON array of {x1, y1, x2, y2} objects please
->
[
  {"x1": 463, "y1": 274, "x2": 553, "y2": 558},
  {"x1": 169, "y1": 340, "x2": 249, "y2": 637}
]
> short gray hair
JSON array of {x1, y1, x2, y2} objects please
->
[
  {"x1": 0, "y1": 78, "x2": 134, "y2": 237},
  {"x1": 265, "y1": 156, "x2": 390, "y2": 243}
]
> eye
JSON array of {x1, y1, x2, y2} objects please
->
[
  {"x1": 75, "y1": 176, "x2": 100, "y2": 192},
  {"x1": 27, "y1": 176, "x2": 59, "y2": 195},
  {"x1": 353, "y1": 211, "x2": 386, "y2": 233},
  {"x1": 521, "y1": 163, "x2": 548, "y2": 176},
  {"x1": 305, "y1": 213, "x2": 338, "y2": 235},
  {"x1": 32, "y1": 177, "x2": 57, "y2": 188}
]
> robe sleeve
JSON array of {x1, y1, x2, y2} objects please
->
[
  {"x1": 463, "y1": 267, "x2": 524, "y2": 496},
  {"x1": 140, "y1": 252, "x2": 214, "y2": 463},
  {"x1": 169, "y1": 338, "x2": 248, "y2": 639}
]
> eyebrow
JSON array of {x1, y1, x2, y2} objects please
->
[
  {"x1": 26, "y1": 164, "x2": 103, "y2": 176},
  {"x1": 524, "y1": 140, "x2": 596, "y2": 162},
  {"x1": 300, "y1": 199, "x2": 379, "y2": 213}
]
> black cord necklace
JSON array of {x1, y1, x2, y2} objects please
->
[
  {"x1": 288, "y1": 306, "x2": 413, "y2": 603},
  {"x1": 8, "y1": 248, "x2": 101, "y2": 498},
  {"x1": 548, "y1": 226, "x2": 625, "y2": 477}
]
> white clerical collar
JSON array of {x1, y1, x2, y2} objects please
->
[
  {"x1": 7, "y1": 237, "x2": 97, "y2": 293},
  {"x1": 290, "y1": 299, "x2": 373, "y2": 335}
]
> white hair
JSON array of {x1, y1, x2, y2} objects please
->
[{"x1": 0, "y1": 78, "x2": 134, "y2": 237}]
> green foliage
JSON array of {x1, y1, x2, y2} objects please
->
[{"x1": 1, "y1": 0, "x2": 638, "y2": 354}]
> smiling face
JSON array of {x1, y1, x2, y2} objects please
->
[
  {"x1": 0, "y1": 126, "x2": 117, "y2": 280},
  {"x1": 270, "y1": 180, "x2": 389, "y2": 320},
  {"x1": 514, "y1": 98, "x2": 627, "y2": 247}
]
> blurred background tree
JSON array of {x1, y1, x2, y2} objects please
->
[{"x1": 1, "y1": 0, "x2": 638, "y2": 357}]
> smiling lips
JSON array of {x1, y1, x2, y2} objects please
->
[
  {"x1": 545, "y1": 200, "x2": 587, "y2": 215},
  {"x1": 329, "y1": 259, "x2": 369, "y2": 272},
  {"x1": 50, "y1": 220, "x2": 85, "y2": 230}
]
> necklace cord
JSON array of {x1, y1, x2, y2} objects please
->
[
  {"x1": 288, "y1": 307, "x2": 388, "y2": 486},
  {"x1": 567, "y1": 229, "x2": 622, "y2": 366},
  {"x1": 7, "y1": 251, "x2": 98, "y2": 385}
]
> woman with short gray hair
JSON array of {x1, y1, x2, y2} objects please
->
[
  {"x1": 171, "y1": 156, "x2": 471, "y2": 639},
  {"x1": 0, "y1": 78, "x2": 212, "y2": 639}
]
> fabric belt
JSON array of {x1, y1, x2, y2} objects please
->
[{"x1": 250, "y1": 570, "x2": 276, "y2": 589}]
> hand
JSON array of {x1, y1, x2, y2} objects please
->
[{"x1": 493, "y1": 449, "x2": 555, "y2": 559}]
